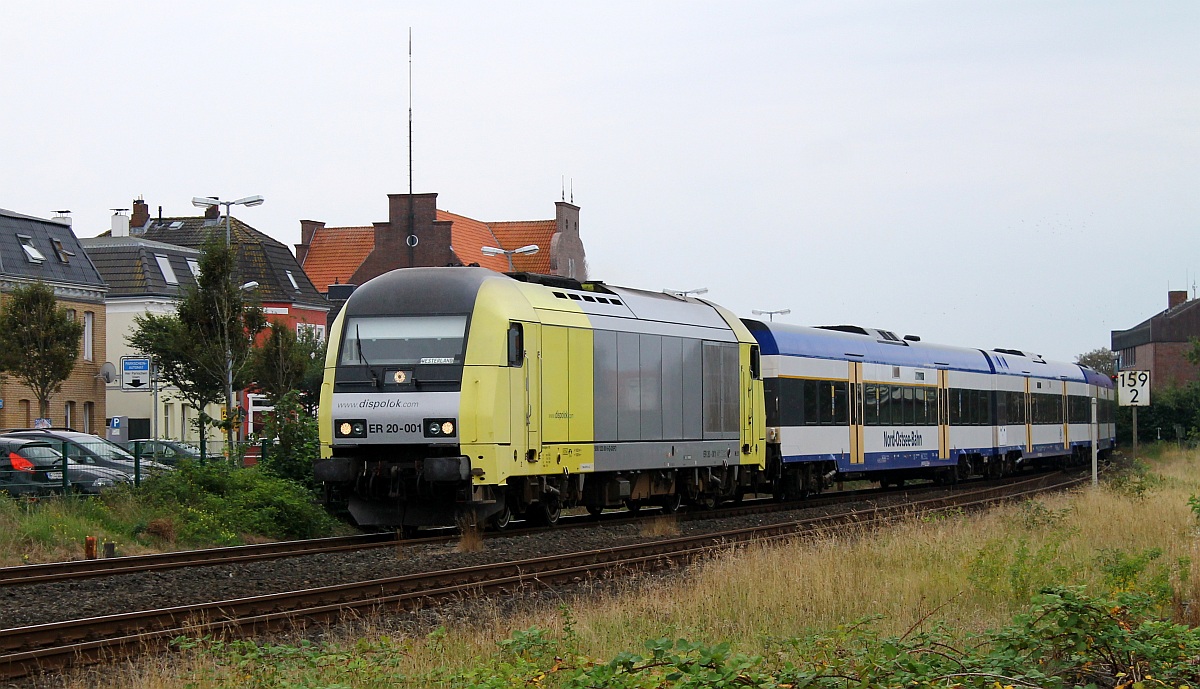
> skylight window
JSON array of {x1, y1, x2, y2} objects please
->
[
  {"x1": 186, "y1": 259, "x2": 200, "y2": 278},
  {"x1": 17, "y1": 235, "x2": 45, "y2": 263},
  {"x1": 155, "y1": 255, "x2": 179, "y2": 285},
  {"x1": 51, "y1": 238, "x2": 74, "y2": 264},
  {"x1": 286, "y1": 270, "x2": 300, "y2": 291}
]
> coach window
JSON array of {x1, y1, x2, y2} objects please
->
[
  {"x1": 980, "y1": 390, "x2": 992, "y2": 425},
  {"x1": 779, "y1": 378, "x2": 804, "y2": 426},
  {"x1": 832, "y1": 381, "x2": 849, "y2": 425},
  {"x1": 863, "y1": 384, "x2": 879, "y2": 425},
  {"x1": 803, "y1": 380, "x2": 819, "y2": 425}
]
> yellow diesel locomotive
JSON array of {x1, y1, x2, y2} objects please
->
[{"x1": 315, "y1": 267, "x2": 766, "y2": 529}]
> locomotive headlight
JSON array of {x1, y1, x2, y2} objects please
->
[
  {"x1": 423, "y1": 418, "x2": 457, "y2": 438},
  {"x1": 335, "y1": 420, "x2": 368, "y2": 438}
]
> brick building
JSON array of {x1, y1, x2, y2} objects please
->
[
  {"x1": 0, "y1": 208, "x2": 107, "y2": 432},
  {"x1": 296, "y1": 193, "x2": 587, "y2": 294},
  {"x1": 1112, "y1": 290, "x2": 1200, "y2": 388}
]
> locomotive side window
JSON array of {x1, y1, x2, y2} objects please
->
[
  {"x1": 507, "y1": 323, "x2": 524, "y2": 367},
  {"x1": 749, "y1": 346, "x2": 761, "y2": 380}
]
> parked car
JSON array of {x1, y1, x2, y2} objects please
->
[
  {"x1": 0, "y1": 429, "x2": 171, "y2": 476},
  {"x1": 0, "y1": 438, "x2": 131, "y2": 495},
  {"x1": 120, "y1": 439, "x2": 205, "y2": 466}
]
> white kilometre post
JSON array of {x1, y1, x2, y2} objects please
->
[{"x1": 1091, "y1": 397, "x2": 1098, "y2": 487}]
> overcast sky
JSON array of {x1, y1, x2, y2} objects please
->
[{"x1": 3, "y1": 2, "x2": 1196, "y2": 362}]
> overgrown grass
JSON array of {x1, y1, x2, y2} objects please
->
[
  {"x1": 53, "y1": 446, "x2": 1200, "y2": 687},
  {"x1": 0, "y1": 461, "x2": 350, "y2": 565}
]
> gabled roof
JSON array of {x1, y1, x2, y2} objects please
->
[
  {"x1": 1112, "y1": 297, "x2": 1200, "y2": 350},
  {"x1": 0, "y1": 208, "x2": 107, "y2": 298},
  {"x1": 129, "y1": 216, "x2": 326, "y2": 310},
  {"x1": 78, "y1": 237, "x2": 200, "y2": 299},
  {"x1": 301, "y1": 209, "x2": 559, "y2": 290},
  {"x1": 302, "y1": 226, "x2": 375, "y2": 291}
]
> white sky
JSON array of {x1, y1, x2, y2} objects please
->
[{"x1": 2, "y1": 2, "x2": 1197, "y2": 362}]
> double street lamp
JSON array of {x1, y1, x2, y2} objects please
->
[
  {"x1": 191, "y1": 195, "x2": 264, "y2": 456},
  {"x1": 481, "y1": 244, "x2": 539, "y2": 271},
  {"x1": 665, "y1": 287, "x2": 708, "y2": 298},
  {"x1": 752, "y1": 308, "x2": 791, "y2": 322}
]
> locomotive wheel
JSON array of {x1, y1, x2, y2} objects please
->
[
  {"x1": 531, "y1": 500, "x2": 561, "y2": 526},
  {"x1": 698, "y1": 493, "x2": 718, "y2": 510},
  {"x1": 490, "y1": 503, "x2": 513, "y2": 531},
  {"x1": 624, "y1": 500, "x2": 642, "y2": 514},
  {"x1": 586, "y1": 504, "x2": 605, "y2": 517},
  {"x1": 660, "y1": 493, "x2": 682, "y2": 513}
]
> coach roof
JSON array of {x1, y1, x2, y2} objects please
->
[{"x1": 745, "y1": 320, "x2": 993, "y2": 373}]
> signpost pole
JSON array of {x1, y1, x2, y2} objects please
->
[{"x1": 1132, "y1": 406, "x2": 1138, "y2": 460}]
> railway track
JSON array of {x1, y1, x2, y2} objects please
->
[
  {"x1": 0, "y1": 470, "x2": 1085, "y2": 680},
  {"x1": 0, "y1": 472, "x2": 1022, "y2": 587}
]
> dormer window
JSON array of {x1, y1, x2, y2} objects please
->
[
  {"x1": 155, "y1": 255, "x2": 179, "y2": 285},
  {"x1": 51, "y1": 238, "x2": 74, "y2": 264},
  {"x1": 17, "y1": 235, "x2": 45, "y2": 263}
]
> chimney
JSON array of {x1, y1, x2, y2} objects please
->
[
  {"x1": 111, "y1": 209, "x2": 130, "y2": 237},
  {"x1": 203, "y1": 198, "x2": 220, "y2": 220},
  {"x1": 297, "y1": 219, "x2": 325, "y2": 264},
  {"x1": 131, "y1": 197, "x2": 150, "y2": 229},
  {"x1": 50, "y1": 210, "x2": 72, "y2": 226},
  {"x1": 1169, "y1": 290, "x2": 1187, "y2": 309}
]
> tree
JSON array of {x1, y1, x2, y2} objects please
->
[
  {"x1": 128, "y1": 238, "x2": 265, "y2": 453},
  {"x1": 249, "y1": 321, "x2": 327, "y2": 411},
  {"x1": 1076, "y1": 347, "x2": 1117, "y2": 376},
  {"x1": 0, "y1": 282, "x2": 84, "y2": 421}
]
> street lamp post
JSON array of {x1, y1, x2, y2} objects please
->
[
  {"x1": 481, "y1": 244, "x2": 539, "y2": 271},
  {"x1": 752, "y1": 308, "x2": 791, "y2": 322},
  {"x1": 190, "y1": 196, "x2": 264, "y2": 458}
]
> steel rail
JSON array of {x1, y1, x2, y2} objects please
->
[
  {"x1": 0, "y1": 473, "x2": 1020, "y2": 587},
  {"x1": 0, "y1": 471, "x2": 1083, "y2": 680}
]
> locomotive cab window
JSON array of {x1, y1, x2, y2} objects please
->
[
  {"x1": 749, "y1": 345, "x2": 760, "y2": 380},
  {"x1": 507, "y1": 323, "x2": 524, "y2": 367},
  {"x1": 339, "y1": 315, "x2": 468, "y2": 366}
]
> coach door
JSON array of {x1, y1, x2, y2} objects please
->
[
  {"x1": 848, "y1": 362, "x2": 864, "y2": 465},
  {"x1": 1024, "y1": 378, "x2": 1033, "y2": 454},
  {"x1": 936, "y1": 369, "x2": 949, "y2": 460}
]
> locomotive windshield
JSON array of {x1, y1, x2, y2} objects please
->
[{"x1": 339, "y1": 315, "x2": 468, "y2": 366}]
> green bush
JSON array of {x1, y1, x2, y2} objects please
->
[
  {"x1": 256, "y1": 390, "x2": 320, "y2": 490},
  {"x1": 134, "y1": 460, "x2": 340, "y2": 544}
]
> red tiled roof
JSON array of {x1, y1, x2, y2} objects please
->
[
  {"x1": 303, "y1": 226, "x2": 375, "y2": 291},
  {"x1": 491, "y1": 220, "x2": 556, "y2": 274},
  {"x1": 437, "y1": 210, "x2": 510, "y2": 272}
]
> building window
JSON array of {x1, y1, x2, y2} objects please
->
[
  {"x1": 51, "y1": 238, "x2": 74, "y2": 263},
  {"x1": 82, "y1": 402, "x2": 93, "y2": 434},
  {"x1": 163, "y1": 403, "x2": 173, "y2": 438},
  {"x1": 17, "y1": 235, "x2": 45, "y2": 263},
  {"x1": 181, "y1": 404, "x2": 191, "y2": 440},
  {"x1": 19, "y1": 400, "x2": 30, "y2": 427},
  {"x1": 155, "y1": 255, "x2": 179, "y2": 285},
  {"x1": 297, "y1": 322, "x2": 326, "y2": 342},
  {"x1": 186, "y1": 259, "x2": 201, "y2": 278},
  {"x1": 84, "y1": 311, "x2": 94, "y2": 361},
  {"x1": 65, "y1": 401, "x2": 75, "y2": 429}
]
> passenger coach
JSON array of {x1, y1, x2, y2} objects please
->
[{"x1": 743, "y1": 321, "x2": 1116, "y2": 496}]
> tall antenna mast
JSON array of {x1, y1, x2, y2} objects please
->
[{"x1": 407, "y1": 28, "x2": 416, "y2": 268}]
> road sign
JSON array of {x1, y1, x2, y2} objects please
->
[
  {"x1": 1118, "y1": 370, "x2": 1151, "y2": 407},
  {"x1": 122, "y1": 357, "x2": 151, "y2": 390}
]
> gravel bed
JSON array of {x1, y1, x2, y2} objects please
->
[{"x1": 0, "y1": 486, "x2": 964, "y2": 630}]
